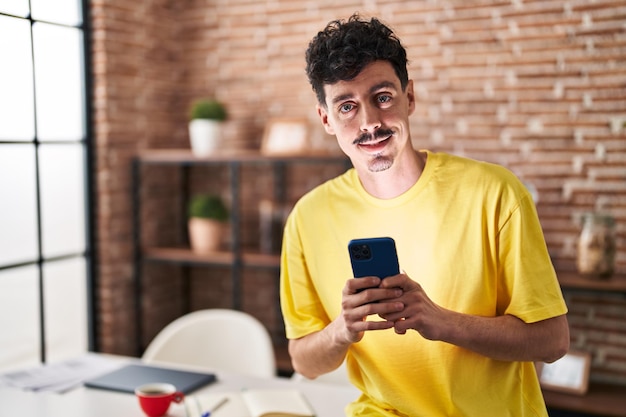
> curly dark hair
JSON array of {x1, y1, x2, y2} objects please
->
[{"x1": 305, "y1": 14, "x2": 409, "y2": 106}]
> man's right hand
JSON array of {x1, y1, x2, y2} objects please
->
[{"x1": 339, "y1": 275, "x2": 405, "y2": 342}]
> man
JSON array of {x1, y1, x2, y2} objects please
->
[{"x1": 280, "y1": 14, "x2": 569, "y2": 416}]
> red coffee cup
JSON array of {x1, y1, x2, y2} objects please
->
[{"x1": 135, "y1": 383, "x2": 184, "y2": 417}]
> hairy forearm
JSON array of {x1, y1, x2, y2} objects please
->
[{"x1": 440, "y1": 312, "x2": 570, "y2": 363}]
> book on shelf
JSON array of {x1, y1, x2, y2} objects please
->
[{"x1": 186, "y1": 388, "x2": 315, "y2": 417}]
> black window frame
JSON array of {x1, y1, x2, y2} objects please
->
[{"x1": 0, "y1": 0, "x2": 96, "y2": 364}]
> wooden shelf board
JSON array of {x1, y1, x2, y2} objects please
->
[
  {"x1": 242, "y1": 252, "x2": 281, "y2": 268},
  {"x1": 136, "y1": 149, "x2": 347, "y2": 165},
  {"x1": 144, "y1": 247, "x2": 234, "y2": 265},
  {"x1": 143, "y1": 247, "x2": 280, "y2": 268},
  {"x1": 558, "y1": 271, "x2": 626, "y2": 292},
  {"x1": 543, "y1": 383, "x2": 626, "y2": 417},
  {"x1": 142, "y1": 249, "x2": 626, "y2": 292}
]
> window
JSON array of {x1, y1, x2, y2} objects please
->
[{"x1": 0, "y1": 0, "x2": 93, "y2": 370}]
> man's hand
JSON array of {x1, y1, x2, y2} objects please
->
[
  {"x1": 340, "y1": 275, "x2": 405, "y2": 343},
  {"x1": 375, "y1": 273, "x2": 570, "y2": 363},
  {"x1": 288, "y1": 275, "x2": 404, "y2": 379},
  {"x1": 376, "y1": 273, "x2": 447, "y2": 339}
]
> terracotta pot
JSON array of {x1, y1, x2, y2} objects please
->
[{"x1": 188, "y1": 218, "x2": 223, "y2": 253}]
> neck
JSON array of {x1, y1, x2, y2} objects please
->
[{"x1": 357, "y1": 149, "x2": 426, "y2": 199}]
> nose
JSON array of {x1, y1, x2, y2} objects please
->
[{"x1": 359, "y1": 103, "x2": 382, "y2": 133}]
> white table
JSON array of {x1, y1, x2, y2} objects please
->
[{"x1": 0, "y1": 355, "x2": 361, "y2": 417}]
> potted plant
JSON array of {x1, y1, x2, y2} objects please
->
[
  {"x1": 187, "y1": 193, "x2": 229, "y2": 253},
  {"x1": 188, "y1": 98, "x2": 228, "y2": 156}
]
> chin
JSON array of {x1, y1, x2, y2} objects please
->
[{"x1": 367, "y1": 155, "x2": 393, "y2": 172}]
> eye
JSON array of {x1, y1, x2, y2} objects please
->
[
  {"x1": 377, "y1": 94, "x2": 392, "y2": 106},
  {"x1": 339, "y1": 103, "x2": 355, "y2": 114}
]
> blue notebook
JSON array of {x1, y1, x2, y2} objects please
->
[{"x1": 84, "y1": 363, "x2": 217, "y2": 394}]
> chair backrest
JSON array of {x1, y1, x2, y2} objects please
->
[{"x1": 142, "y1": 309, "x2": 276, "y2": 378}]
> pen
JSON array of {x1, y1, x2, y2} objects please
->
[{"x1": 200, "y1": 396, "x2": 229, "y2": 417}]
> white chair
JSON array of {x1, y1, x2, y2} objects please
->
[{"x1": 142, "y1": 309, "x2": 276, "y2": 378}]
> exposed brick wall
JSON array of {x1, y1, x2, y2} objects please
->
[
  {"x1": 91, "y1": 0, "x2": 626, "y2": 384},
  {"x1": 566, "y1": 291, "x2": 626, "y2": 384},
  {"x1": 91, "y1": 0, "x2": 187, "y2": 355}
]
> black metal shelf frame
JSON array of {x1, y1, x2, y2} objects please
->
[{"x1": 132, "y1": 153, "x2": 350, "y2": 355}]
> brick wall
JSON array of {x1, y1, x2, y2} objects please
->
[{"x1": 91, "y1": 0, "x2": 626, "y2": 384}]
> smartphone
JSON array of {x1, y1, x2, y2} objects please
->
[{"x1": 348, "y1": 237, "x2": 400, "y2": 279}]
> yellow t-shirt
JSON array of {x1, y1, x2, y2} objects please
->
[{"x1": 280, "y1": 151, "x2": 567, "y2": 417}]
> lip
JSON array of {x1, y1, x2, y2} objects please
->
[{"x1": 358, "y1": 135, "x2": 392, "y2": 153}]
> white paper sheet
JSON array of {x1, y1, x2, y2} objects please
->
[{"x1": 0, "y1": 354, "x2": 121, "y2": 394}]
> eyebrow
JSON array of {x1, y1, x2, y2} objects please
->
[
  {"x1": 370, "y1": 81, "x2": 398, "y2": 94},
  {"x1": 330, "y1": 81, "x2": 399, "y2": 106}
]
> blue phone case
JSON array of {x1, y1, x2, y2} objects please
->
[{"x1": 348, "y1": 237, "x2": 400, "y2": 279}]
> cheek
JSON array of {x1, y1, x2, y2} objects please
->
[
  {"x1": 326, "y1": 116, "x2": 352, "y2": 136},
  {"x1": 335, "y1": 118, "x2": 357, "y2": 134},
  {"x1": 335, "y1": 124, "x2": 358, "y2": 145},
  {"x1": 336, "y1": 139, "x2": 354, "y2": 157},
  {"x1": 336, "y1": 128, "x2": 361, "y2": 156}
]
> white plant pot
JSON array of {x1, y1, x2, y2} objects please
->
[
  {"x1": 188, "y1": 218, "x2": 224, "y2": 253},
  {"x1": 189, "y1": 119, "x2": 222, "y2": 156}
]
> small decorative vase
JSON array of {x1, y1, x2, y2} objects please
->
[{"x1": 188, "y1": 119, "x2": 222, "y2": 156}]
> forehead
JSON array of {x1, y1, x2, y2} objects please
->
[{"x1": 323, "y1": 61, "x2": 401, "y2": 106}]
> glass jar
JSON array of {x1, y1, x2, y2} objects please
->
[{"x1": 576, "y1": 212, "x2": 616, "y2": 278}]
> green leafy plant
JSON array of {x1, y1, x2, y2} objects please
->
[
  {"x1": 189, "y1": 99, "x2": 228, "y2": 121},
  {"x1": 188, "y1": 194, "x2": 229, "y2": 221}
]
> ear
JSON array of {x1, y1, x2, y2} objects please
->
[
  {"x1": 405, "y1": 80, "x2": 416, "y2": 116},
  {"x1": 317, "y1": 104, "x2": 335, "y2": 135}
]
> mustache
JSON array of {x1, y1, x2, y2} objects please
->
[{"x1": 353, "y1": 128, "x2": 395, "y2": 145}]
